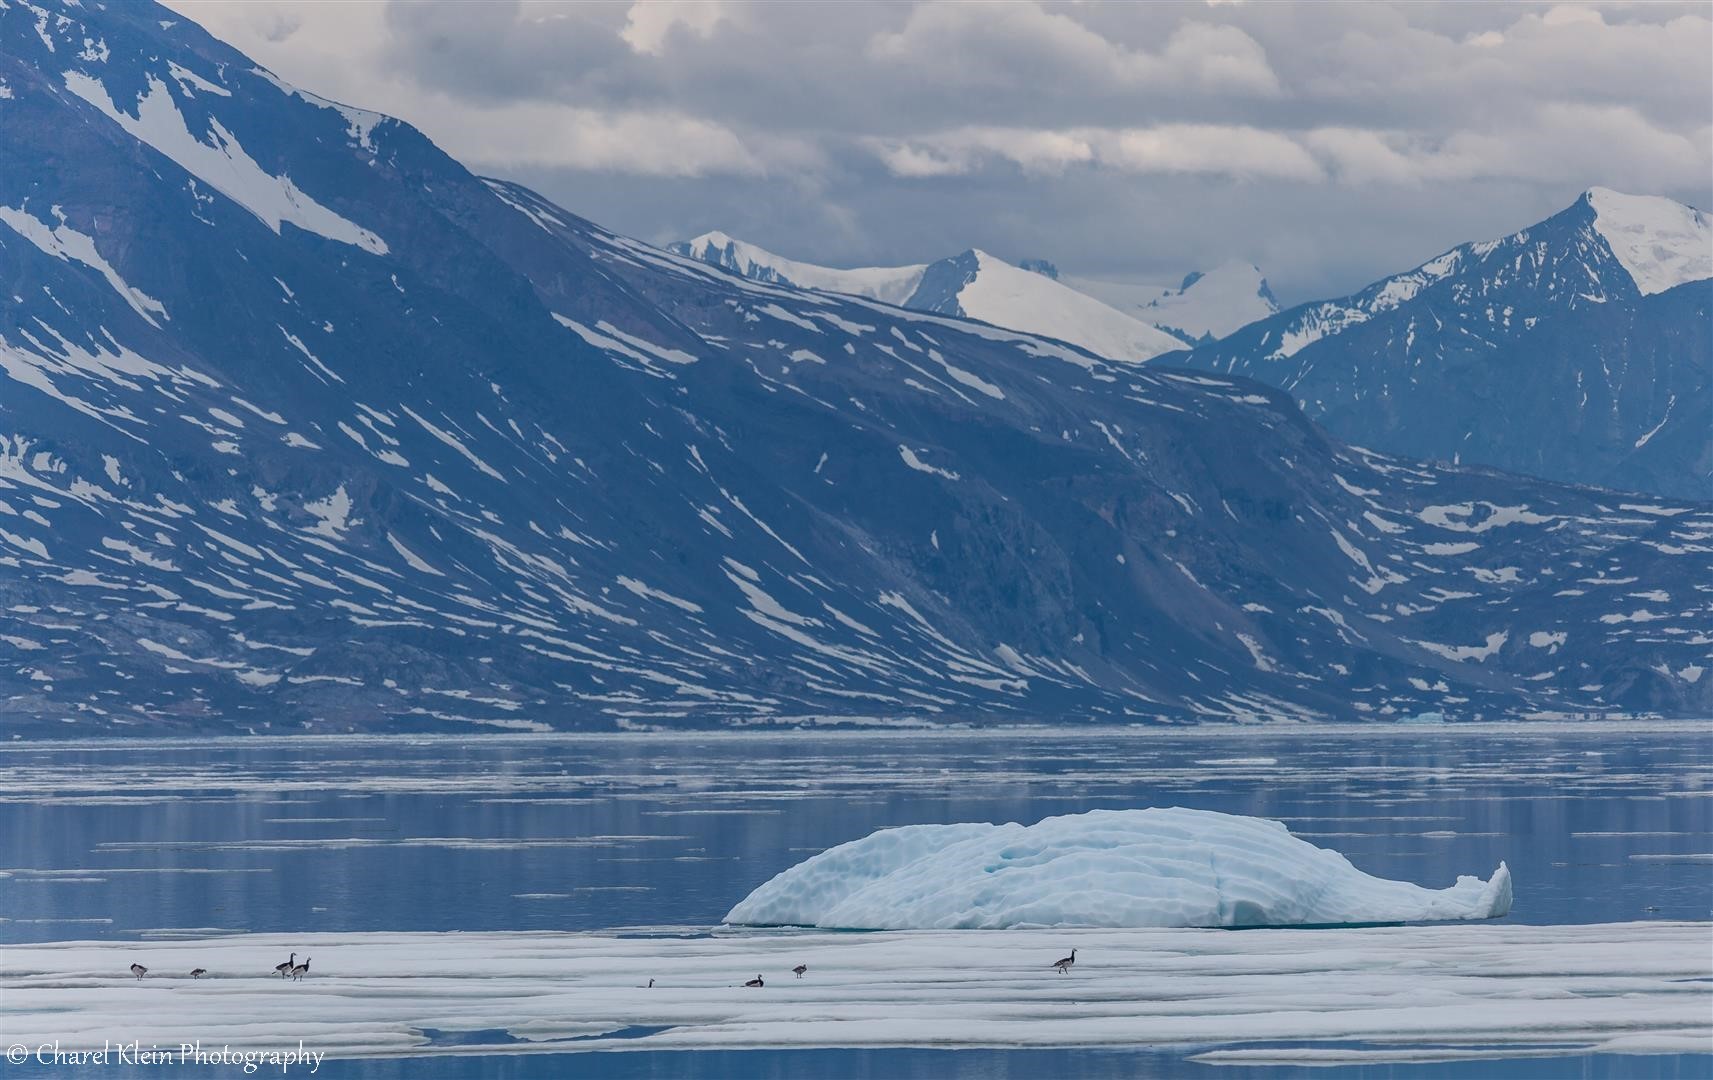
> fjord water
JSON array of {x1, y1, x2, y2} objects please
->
[
  {"x1": 5, "y1": 725, "x2": 1707, "y2": 937},
  {"x1": 3, "y1": 723, "x2": 1709, "y2": 1077}
]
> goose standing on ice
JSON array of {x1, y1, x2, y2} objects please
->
[
  {"x1": 129, "y1": 963, "x2": 147, "y2": 980},
  {"x1": 1052, "y1": 948, "x2": 1076, "y2": 975},
  {"x1": 273, "y1": 952, "x2": 296, "y2": 979},
  {"x1": 743, "y1": 975, "x2": 764, "y2": 988},
  {"x1": 190, "y1": 968, "x2": 207, "y2": 979},
  {"x1": 792, "y1": 964, "x2": 807, "y2": 979},
  {"x1": 290, "y1": 957, "x2": 311, "y2": 981}
]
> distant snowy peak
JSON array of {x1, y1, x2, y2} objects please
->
[
  {"x1": 939, "y1": 250, "x2": 1185, "y2": 362},
  {"x1": 1062, "y1": 261, "x2": 1280, "y2": 343},
  {"x1": 1140, "y1": 261, "x2": 1279, "y2": 341},
  {"x1": 672, "y1": 236, "x2": 1183, "y2": 362},
  {"x1": 669, "y1": 232, "x2": 925, "y2": 307},
  {"x1": 1585, "y1": 187, "x2": 1712, "y2": 297}
]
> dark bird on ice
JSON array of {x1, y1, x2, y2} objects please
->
[
  {"x1": 190, "y1": 968, "x2": 207, "y2": 979},
  {"x1": 792, "y1": 964, "x2": 807, "y2": 978},
  {"x1": 129, "y1": 963, "x2": 147, "y2": 980},
  {"x1": 289, "y1": 957, "x2": 311, "y2": 981},
  {"x1": 744, "y1": 975, "x2": 764, "y2": 988},
  {"x1": 1052, "y1": 948, "x2": 1076, "y2": 974},
  {"x1": 274, "y1": 952, "x2": 296, "y2": 978}
]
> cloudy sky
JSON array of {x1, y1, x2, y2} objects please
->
[{"x1": 165, "y1": 1, "x2": 1711, "y2": 302}]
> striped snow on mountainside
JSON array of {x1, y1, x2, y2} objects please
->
[{"x1": 0, "y1": 1, "x2": 1707, "y2": 735}]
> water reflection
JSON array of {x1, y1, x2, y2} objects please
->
[{"x1": 1, "y1": 725, "x2": 1708, "y2": 942}]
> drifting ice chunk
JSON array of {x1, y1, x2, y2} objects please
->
[{"x1": 725, "y1": 807, "x2": 1512, "y2": 930}]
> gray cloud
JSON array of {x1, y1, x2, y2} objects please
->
[{"x1": 165, "y1": 0, "x2": 1711, "y2": 301}]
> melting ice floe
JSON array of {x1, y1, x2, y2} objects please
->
[
  {"x1": 724, "y1": 808, "x2": 1512, "y2": 930},
  {"x1": 3, "y1": 923, "x2": 1706, "y2": 1062}
]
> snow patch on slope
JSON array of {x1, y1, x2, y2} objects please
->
[
  {"x1": 0, "y1": 205, "x2": 167, "y2": 326},
  {"x1": 62, "y1": 72, "x2": 387, "y2": 255},
  {"x1": 1586, "y1": 188, "x2": 1712, "y2": 296}
]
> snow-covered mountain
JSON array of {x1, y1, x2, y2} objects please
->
[
  {"x1": 671, "y1": 235, "x2": 1184, "y2": 362},
  {"x1": 1, "y1": 1, "x2": 1708, "y2": 735},
  {"x1": 905, "y1": 249, "x2": 1186, "y2": 362},
  {"x1": 1065, "y1": 262, "x2": 1280, "y2": 343},
  {"x1": 669, "y1": 231, "x2": 926, "y2": 307},
  {"x1": 1181, "y1": 190, "x2": 1711, "y2": 499}
]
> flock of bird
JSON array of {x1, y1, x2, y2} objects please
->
[
  {"x1": 125, "y1": 950, "x2": 1080, "y2": 985},
  {"x1": 126, "y1": 952, "x2": 309, "y2": 982}
]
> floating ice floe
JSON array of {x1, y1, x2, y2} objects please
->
[
  {"x1": 724, "y1": 807, "x2": 1512, "y2": 930},
  {"x1": 3, "y1": 922, "x2": 1706, "y2": 1064}
]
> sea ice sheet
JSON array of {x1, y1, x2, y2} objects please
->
[
  {"x1": 2, "y1": 922, "x2": 1705, "y2": 1064},
  {"x1": 724, "y1": 807, "x2": 1512, "y2": 929}
]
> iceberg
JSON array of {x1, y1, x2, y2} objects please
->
[{"x1": 724, "y1": 807, "x2": 1512, "y2": 930}]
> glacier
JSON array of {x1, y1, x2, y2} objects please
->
[
  {"x1": 724, "y1": 808, "x2": 1512, "y2": 930},
  {"x1": 1586, "y1": 187, "x2": 1712, "y2": 297}
]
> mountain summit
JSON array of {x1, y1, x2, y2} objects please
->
[{"x1": 1181, "y1": 190, "x2": 1711, "y2": 499}]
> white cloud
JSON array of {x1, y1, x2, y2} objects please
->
[
  {"x1": 1304, "y1": 128, "x2": 1434, "y2": 185},
  {"x1": 1540, "y1": 5, "x2": 1606, "y2": 28},
  {"x1": 469, "y1": 107, "x2": 758, "y2": 176},
  {"x1": 1307, "y1": 106, "x2": 1711, "y2": 189},
  {"x1": 1105, "y1": 125, "x2": 1321, "y2": 180},
  {"x1": 1158, "y1": 22, "x2": 1282, "y2": 95},
  {"x1": 870, "y1": 2, "x2": 1279, "y2": 96},
  {"x1": 434, "y1": 100, "x2": 816, "y2": 177},
  {"x1": 868, "y1": 124, "x2": 1323, "y2": 181},
  {"x1": 866, "y1": 140, "x2": 976, "y2": 179},
  {"x1": 159, "y1": 0, "x2": 1712, "y2": 299},
  {"x1": 621, "y1": 1, "x2": 733, "y2": 57}
]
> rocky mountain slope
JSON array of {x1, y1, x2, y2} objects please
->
[
  {"x1": 1180, "y1": 190, "x2": 1711, "y2": 499},
  {"x1": 1, "y1": 1, "x2": 1707, "y2": 735}
]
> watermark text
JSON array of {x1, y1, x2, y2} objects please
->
[{"x1": 9, "y1": 1041, "x2": 323, "y2": 1074}]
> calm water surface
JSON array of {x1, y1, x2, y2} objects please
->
[{"x1": 2, "y1": 723, "x2": 1709, "y2": 1077}]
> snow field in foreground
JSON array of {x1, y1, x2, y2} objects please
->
[
  {"x1": 725, "y1": 807, "x2": 1513, "y2": 930},
  {"x1": 2, "y1": 922, "x2": 1707, "y2": 1064}
]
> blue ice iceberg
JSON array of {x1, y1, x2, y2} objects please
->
[{"x1": 725, "y1": 807, "x2": 1512, "y2": 930}]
